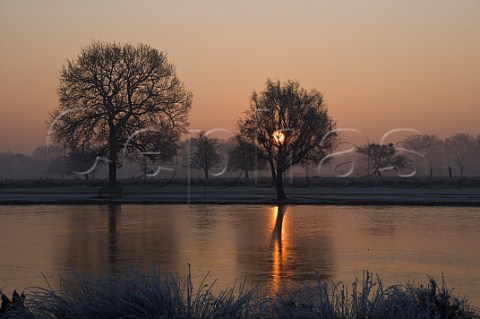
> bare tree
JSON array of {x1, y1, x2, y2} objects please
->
[
  {"x1": 46, "y1": 156, "x2": 69, "y2": 179},
  {"x1": 401, "y1": 134, "x2": 444, "y2": 176},
  {"x1": 49, "y1": 41, "x2": 192, "y2": 187},
  {"x1": 130, "y1": 126, "x2": 180, "y2": 178},
  {"x1": 191, "y1": 131, "x2": 222, "y2": 179},
  {"x1": 66, "y1": 148, "x2": 103, "y2": 179},
  {"x1": 474, "y1": 135, "x2": 480, "y2": 176},
  {"x1": 227, "y1": 134, "x2": 266, "y2": 179},
  {"x1": 31, "y1": 145, "x2": 64, "y2": 177},
  {"x1": 444, "y1": 133, "x2": 475, "y2": 178},
  {"x1": 239, "y1": 79, "x2": 337, "y2": 200},
  {"x1": 0, "y1": 152, "x2": 32, "y2": 179},
  {"x1": 356, "y1": 143, "x2": 411, "y2": 177}
]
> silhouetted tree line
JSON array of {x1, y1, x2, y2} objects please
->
[
  {"x1": 1, "y1": 132, "x2": 480, "y2": 180},
  {"x1": 1, "y1": 41, "x2": 478, "y2": 200},
  {"x1": 351, "y1": 133, "x2": 480, "y2": 178},
  {"x1": 0, "y1": 145, "x2": 99, "y2": 179}
]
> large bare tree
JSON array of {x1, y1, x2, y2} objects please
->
[
  {"x1": 239, "y1": 79, "x2": 337, "y2": 200},
  {"x1": 49, "y1": 41, "x2": 192, "y2": 186}
]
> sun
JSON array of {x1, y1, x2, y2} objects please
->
[{"x1": 273, "y1": 131, "x2": 285, "y2": 145}]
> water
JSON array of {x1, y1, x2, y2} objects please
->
[{"x1": 0, "y1": 204, "x2": 479, "y2": 306}]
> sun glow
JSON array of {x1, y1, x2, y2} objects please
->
[{"x1": 273, "y1": 131, "x2": 285, "y2": 145}]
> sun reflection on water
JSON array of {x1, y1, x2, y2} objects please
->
[{"x1": 270, "y1": 205, "x2": 290, "y2": 294}]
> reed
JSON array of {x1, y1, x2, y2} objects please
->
[{"x1": 4, "y1": 268, "x2": 478, "y2": 319}]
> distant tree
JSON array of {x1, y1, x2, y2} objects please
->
[
  {"x1": 0, "y1": 152, "x2": 32, "y2": 178},
  {"x1": 191, "y1": 131, "x2": 222, "y2": 179},
  {"x1": 129, "y1": 127, "x2": 180, "y2": 178},
  {"x1": 0, "y1": 152, "x2": 15, "y2": 178},
  {"x1": 45, "y1": 156, "x2": 69, "y2": 179},
  {"x1": 66, "y1": 148, "x2": 103, "y2": 179},
  {"x1": 474, "y1": 135, "x2": 480, "y2": 175},
  {"x1": 444, "y1": 133, "x2": 475, "y2": 178},
  {"x1": 401, "y1": 134, "x2": 444, "y2": 176},
  {"x1": 356, "y1": 143, "x2": 411, "y2": 177},
  {"x1": 137, "y1": 156, "x2": 153, "y2": 178},
  {"x1": 239, "y1": 79, "x2": 337, "y2": 199},
  {"x1": 31, "y1": 145, "x2": 64, "y2": 176},
  {"x1": 32, "y1": 145, "x2": 62, "y2": 161},
  {"x1": 48, "y1": 41, "x2": 192, "y2": 187},
  {"x1": 227, "y1": 134, "x2": 266, "y2": 179}
]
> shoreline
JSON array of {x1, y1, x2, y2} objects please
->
[{"x1": 1, "y1": 185, "x2": 479, "y2": 206}]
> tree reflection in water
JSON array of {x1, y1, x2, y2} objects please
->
[{"x1": 106, "y1": 204, "x2": 120, "y2": 270}]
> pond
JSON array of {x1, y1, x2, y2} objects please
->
[{"x1": 0, "y1": 204, "x2": 479, "y2": 306}]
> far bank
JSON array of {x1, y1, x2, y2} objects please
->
[{"x1": 0, "y1": 177, "x2": 479, "y2": 205}]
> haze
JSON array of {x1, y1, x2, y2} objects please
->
[{"x1": 0, "y1": 0, "x2": 479, "y2": 154}]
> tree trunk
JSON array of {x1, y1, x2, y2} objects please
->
[
  {"x1": 203, "y1": 167, "x2": 209, "y2": 179},
  {"x1": 244, "y1": 169, "x2": 249, "y2": 179},
  {"x1": 274, "y1": 170, "x2": 287, "y2": 200},
  {"x1": 108, "y1": 160, "x2": 117, "y2": 186},
  {"x1": 459, "y1": 164, "x2": 465, "y2": 178},
  {"x1": 108, "y1": 130, "x2": 118, "y2": 187},
  {"x1": 268, "y1": 159, "x2": 276, "y2": 187},
  {"x1": 268, "y1": 159, "x2": 287, "y2": 200}
]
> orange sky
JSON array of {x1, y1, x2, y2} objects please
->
[{"x1": 0, "y1": 0, "x2": 479, "y2": 154}]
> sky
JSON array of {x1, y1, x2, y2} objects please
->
[{"x1": 0, "y1": 0, "x2": 479, "y2": 154}]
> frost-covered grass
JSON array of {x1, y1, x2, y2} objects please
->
[
  {"x1": 2, "y1": 176, "x2": 480, "y2": 189},
  {"x1": 18, "y1": 266, "x2": 262, "y2": 319},
  {"x1": 6, "y1": 268, "x2": 479, "y2": 319},
  {"x1": 272, "y1": 271, "x2": 478, "y2": 319}
]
